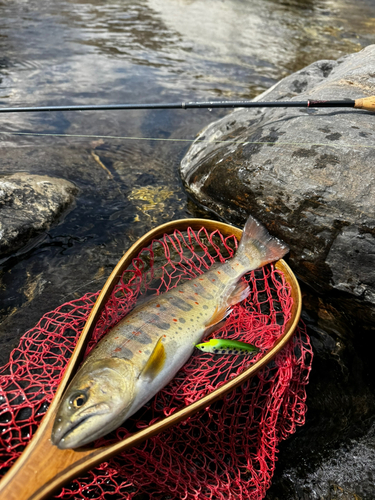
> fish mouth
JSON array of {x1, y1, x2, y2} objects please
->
[
  {"x1": 52, "y1": 404, "x2": 111, "y2": 449},
  {"x1": 52, "y1": 413, "x2": 94, "y2": 449}
]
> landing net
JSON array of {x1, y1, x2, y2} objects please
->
[{"x1": 0, "y1": 225, "x2": 313, "y2": 499}]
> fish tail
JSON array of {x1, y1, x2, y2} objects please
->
[{"x1": 235, "y1": 214, "x2": 289, "y2": 267}]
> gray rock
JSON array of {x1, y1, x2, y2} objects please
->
[
  {"x1": 280, "y1": 421, "x2": 375, "y2": 500},
  {"x1": 0, "y1": 173, "x2": 78, "y2": 259},
  {"x1": 181, "y1": 46, "x2": 375, "y2": 499},
  {"x1": 181, "y1": 45, "x2": 375, "y2": 329}
]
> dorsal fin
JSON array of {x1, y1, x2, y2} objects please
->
[{"x1": 140, "y1": 337, "x2": 166, "y2": 380}]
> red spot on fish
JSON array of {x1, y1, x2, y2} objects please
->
[
  {"x1": 195, "y1": 302, "x2": 199, "y2": 305},
  {"x1": 156, "y1": 304, "x2": 160, "y2": 308},
  {"x1": 114, "y1": 347, "x2": 121, "y2": 352},
  {"x1": 195, "y1": 292, "x2": 198, "y2": 296},
  {"x1": 139, "y1": 350, "x2": 142, "y2": 353},
  {"x1": 217, "y1": 271, "x2": 221, "y2": 274},
  {"x1": 173, "y1": 319, "x2": 178, "y2": 322},
  {"x1": 199, "y1": 278, "x2": 204, "y2": 281},
  {"x1": 132, "y1": 330, "x2": 141, "y2": 336},
  {"x1": 212, "y1": 279, "x2": 216, "y2": 282},
  {"x1": 163, "y1": 335, "x2": 166, "y2": 338},
  {"x1": 179, "y1": 290, "x2": 184, "y2": 294},
  {"x1": 194, "y1": 284, "x2": 197, "y2": 287}
]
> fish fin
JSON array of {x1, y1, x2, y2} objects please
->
[
  {"x1": 205, "y1": 305, "x2": 232, "y2": 328},
  {"x1": 140, "y1": 337, "x2": 166, "y2": 380},
  {"x1": 236, "y1": 215, "x2": 289, "y2": 267},
  {"x1": 226, "y1": 279, "x2": 251, "y2": 305},
  {"x1": 205, "y1": 280, "x2": 250, "y2": 328}
]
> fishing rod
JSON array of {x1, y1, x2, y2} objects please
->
[{"x1": 0, "y1": 96, "x2": 374, "y2": 113}]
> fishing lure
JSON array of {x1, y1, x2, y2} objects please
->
[{"x1": 195, "y1": 338, "x2": 260, "y2": 355}]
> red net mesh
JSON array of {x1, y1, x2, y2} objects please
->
[{"x1": 0, "y1": 226, "x2": 313, "y2": 499}]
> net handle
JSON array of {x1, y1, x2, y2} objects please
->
[{"x1": 0, "y1": 218, "x2": 301, "y2": 500}]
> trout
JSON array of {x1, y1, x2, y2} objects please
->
[{"x1": 51, "y1": 215, "x2": 288, "y2": 449}]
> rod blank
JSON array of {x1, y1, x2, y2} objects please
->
[{"x1": 0, "y1": 97, "x2": 373, "y2": 114}]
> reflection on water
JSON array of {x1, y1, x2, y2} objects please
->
[{"x1": 0, "y1": 0, "x2": 375, "y2": 365}]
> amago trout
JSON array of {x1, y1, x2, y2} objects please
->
[{"x1": 52, "y1": 215, "x2": 289, "y2": 449}]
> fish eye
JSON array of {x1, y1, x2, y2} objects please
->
[{"x1": 70, "y1": 393, "x2": 88, "y2": 409}]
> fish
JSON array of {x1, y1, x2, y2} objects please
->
[
  {"x1": 195, "y1": 338, "x2": 260, "y2": 355},
  {"x1": 51, "y1": 215, "x2": 288, "y2": 449}
]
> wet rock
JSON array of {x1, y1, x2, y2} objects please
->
[
  {"x1": 181, "y1": 44, "x2": 375, "y2": 329},
  {"x1": 0, "y1": 173, "x2": 78, "y2": 259},
  {"x1": 268, "y1": 421, "x2": 375, "y2": 500},
  {"x1": 181, "y1": 45, "x2": 375, "y2": 499}
]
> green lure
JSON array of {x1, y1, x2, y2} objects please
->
[{"x1": 195, "y1": 338, "x2": 260, "y2": 355}]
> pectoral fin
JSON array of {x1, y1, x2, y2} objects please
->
[{"x1": 140, "y1": 337, "x2": 166, "y2": 380}]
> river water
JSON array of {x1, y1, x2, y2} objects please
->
[{"x1": 1, "y1": 0, "x2": 375, "y2": 494}]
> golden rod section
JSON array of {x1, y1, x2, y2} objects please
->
[{"x1": 354, "y1": 96, "x2": 375, "y2": 112}]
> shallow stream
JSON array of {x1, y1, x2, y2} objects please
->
[{"x1": 1, "y1": 0, "x2": 375, "y2": 496}]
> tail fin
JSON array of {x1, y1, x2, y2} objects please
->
[{"x1": 236, "y1": 215, "x2": 289, "y2": 267}]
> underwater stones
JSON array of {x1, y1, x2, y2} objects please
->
[{"x1": 0, "y1": 173, "x2": 78, "y2": 259}]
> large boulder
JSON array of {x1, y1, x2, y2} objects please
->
[
  {"x1": 180, "y1": 45, "x2": 375, "y2": 498},
  {"x1": 181, "y1": 45, "x2": 375, "y2": 331},
  {"x1": 0, "y1": 173, "x2": 78, "y2": 259}
]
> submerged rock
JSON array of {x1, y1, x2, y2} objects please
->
[
  {"x1": 181, "y1": 45, "x2": 375, "y2": 499},
  {"x1": 0, "y1": 173, "x2": 78, "y2": 259}
]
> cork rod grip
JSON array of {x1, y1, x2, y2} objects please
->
[{"x1": 354, "y1": 96, "x2": 375, "y2": 112}]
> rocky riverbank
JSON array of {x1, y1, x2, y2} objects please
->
[{"x1": 181, "y1": 45, "x2": 375, "y2": 499}]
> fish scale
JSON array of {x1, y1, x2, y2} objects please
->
[
  {"x1": 96, "y1": 271, "x2": 228, "y2": 372},
  {"x1": 51, "y1": 215, "x2": 289, "y2": 449}
]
